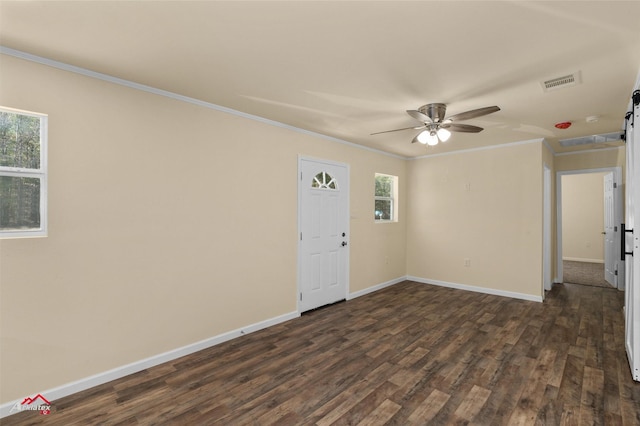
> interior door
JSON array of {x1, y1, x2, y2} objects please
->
[
  {"x1": 298, "y1": 157, "x2": 349, "y2": 312},
  {"x1": 604, "y1": 172, "x2": 616, "y2": 286},
  {"x1": 625, "y1": 92, "x2": 640, "y2": 381}
]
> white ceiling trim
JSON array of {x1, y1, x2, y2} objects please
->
[{"x1": 0, "y1": 46, "x2": 407, "y2": 161}]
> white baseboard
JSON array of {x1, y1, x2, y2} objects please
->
[
  {"x1": 347, "y1": 276, "x2": 406, "y2": 300},
  {"x1": 0, "y1": 311, "x2": 299, "y2": 419},
  {"x1": 1, "y1": 275, "x2": 543, "y2": 419},
  {"x1": 406, "y1": 276, "x2": 543, "y2": 303},
  {"x1": 562, "y1": 257, "x2": 604, "y2": 264}
]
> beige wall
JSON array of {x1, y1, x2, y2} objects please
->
[
  {"x1": 555, "y1": 147, "x2": 625, "y2": 174},
  {"x1": 406, "y1": 141, "x2": 544, "y2": 298},
  {"x1": 0, "y1": 55, "x2": 406, "y2": 403},
  {"x1": 0, "y1": 53, "x2": 626, "y2": 406},
  {"x1": 561, "y1": 173, "x2": 607, "y2": 262}
]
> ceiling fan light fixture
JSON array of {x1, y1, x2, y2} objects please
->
[
  {"x1": 372, "y1": 102, "x2": 500, "y2": 147},
  {"x1": 437, "y1": 128, "x2": 451, "y2": 142},
  {"x1": 416, "y1": 130, "x2": 430, "y2": 144},
  {"x1": 417, "y1": 128, "x2": 447, "y2": 146},
  {"x1": 426, "y1": 131, "x2": 439, "y2": 146}
]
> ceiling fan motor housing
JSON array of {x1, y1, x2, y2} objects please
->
[{"x1": 418, "y1": 103, "x2": 447, "y2": 122}]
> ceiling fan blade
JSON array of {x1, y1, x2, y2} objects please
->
[
  {"x1": 443, "y1": 106, "x2": 500, "y2": 123},
  {"x1": 441, "y1": 123, "x2": 484, "y2": 133},
  {"x1": 406, "y1": 110, "x2": 433, "y2": 123},
  {"x1": 371, "y1": 125, "x2": 425, "y2": 135}
]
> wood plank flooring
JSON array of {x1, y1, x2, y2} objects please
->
[{"x1": 4, "y1": 281, "x2": 640, "y2": 425}]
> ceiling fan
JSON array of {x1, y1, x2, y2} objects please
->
[{"x1": 372, "y1": 103, "x2": 500, "y2": 146}]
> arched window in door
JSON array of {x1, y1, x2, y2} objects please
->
[{"x1": 311, "y1": 172, "x2": 338, "y2": 190}]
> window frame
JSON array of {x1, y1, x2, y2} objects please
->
[
  {"x1": 374, "y1": 173, "x2": 398, "y2": 223},
  {"x1": 0, "y1": 106, "x2": 48, "y2": 239}
]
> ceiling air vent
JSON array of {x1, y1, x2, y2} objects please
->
[
  {"x1": 541, "y1": 72, "x2": 581, "y2": 92},
  {"x1": 559, "y1": 132, "x2": 623, "y2": 147}
]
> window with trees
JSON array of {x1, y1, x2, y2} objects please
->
[
  {"x1": 375, "y1": 173, "x2": 397, "y2": 222},
  {"x1": 0, "y1": 107, "x2": 48, "y2": 238}
]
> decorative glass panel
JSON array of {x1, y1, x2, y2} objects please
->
[
  {"x1": 311, "y1": 171, "x2": 337, "y2": 190},
  {"x1": 0, "y1": 175, "x2": 41, "y2": 230}
]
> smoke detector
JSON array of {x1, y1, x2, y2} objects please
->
[
  {"x1": 541, "y1": 71, "x2": 582, "y2": 92},
  {"x1": 555, "y1": 121, "x2": 572, "y2": 129}
]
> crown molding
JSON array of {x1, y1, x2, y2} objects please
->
[{"x1": 0, "y1": 46, "x2": 407, "y2": 161}]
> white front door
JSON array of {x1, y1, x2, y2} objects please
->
[
  {"x1": 298, "y1": 157, "x2": 349, "y2": 312},
  {"x1": 604, "y1": 172, "x2": 616, "y2": 286}
]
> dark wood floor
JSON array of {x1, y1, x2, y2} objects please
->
[{"x1": 4, "y1": 281, "x2": 640, "y2": 425}]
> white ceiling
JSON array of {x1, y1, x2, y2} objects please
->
[{"x1": 1, "y1": 1, "x2": 639, "y2": 158}]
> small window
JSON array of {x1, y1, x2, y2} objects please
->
[
  {"x1": 0, "y1": 107, "x2": 48, "y2": 238},
  {"x1": 311, "y1": 171, "x2": 337, "y2": 190},
  {"x1": 375, "y1": 173, "x2": 398, "y2": 222}
]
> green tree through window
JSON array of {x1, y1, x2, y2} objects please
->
[
  {"x1": 0, "y1": 108, "x2": 47, "y2": 237},
  {"x1": 375, "y1": 174, "x2": 396, "y2": 221}
]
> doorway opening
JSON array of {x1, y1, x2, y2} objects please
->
[{"x1": 556, "y1": 167, "x2": 623, "y2": 289}]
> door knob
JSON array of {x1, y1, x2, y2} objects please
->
[{"x1": 341, "y1": 241, "x2": 348, "y2": 247}]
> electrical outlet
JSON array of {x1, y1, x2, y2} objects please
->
[{"x1": 464, "y1": 258, "x2": 471, "y2": 267}]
